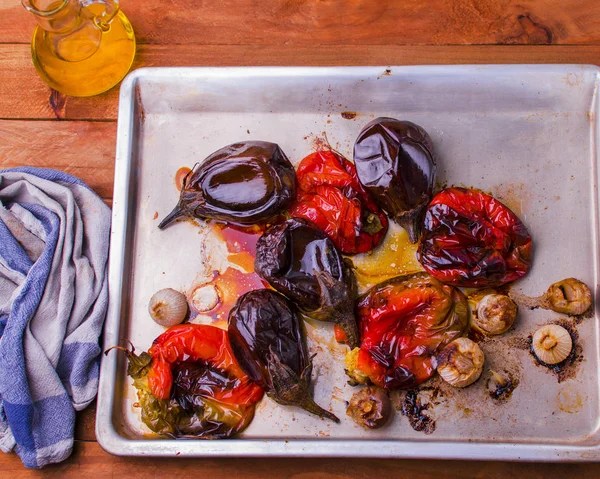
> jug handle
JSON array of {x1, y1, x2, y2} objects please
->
[{"x1": 81, "y1": 0, "x2": 120, "y2": 32}]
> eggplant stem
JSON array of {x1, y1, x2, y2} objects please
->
[
  {"x1": 300, "y1": 398, "x2": 341, "y2": 423},
  {"x1": 158, "y1": 205, "x2": 185, "y2": 230},
  {"x1": 312, "y1": 269, "x2": 360, "y2": 348},
  {"x1": 266, "y1": 349, "x2": 340, "y2": 423}
]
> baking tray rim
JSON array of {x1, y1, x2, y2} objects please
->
[{"x1": 96, "y1": 64, "x2": 600, "y2": 461}]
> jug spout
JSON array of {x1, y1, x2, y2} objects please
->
[{"x1": 22, "y1": 0, "x2": 81, "y2": 34}]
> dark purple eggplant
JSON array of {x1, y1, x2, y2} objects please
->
[
  {"x1": 353, "y1": 117, "x2": 436, "y2": 243},
  {"x1": 254, "y1": 218, "x2": 359, "y2": 348},
  {"x1": 159, "y1": 141, "x2": 296, "y2": 229},
  {"x1": 228, "y1": 289, "x2": 339, "y2": 423}
]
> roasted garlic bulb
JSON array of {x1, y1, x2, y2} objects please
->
[
  {"x1": 148, "y1": 288, "x2": 188, "y2": 327},
  {"x1": 510, "y1": 278, "x2": 592, "y2": 316},
  {"x1": 545, "y1": 278, "x2": 592, "y2": 315},
  {"x1": 437, "y1": 338, "x2": 484, "y2": 388},
  {"x1": 346, "y1": 387, "x2": 391, "y2": 429},
  {"x1": 531, "y1": 324, "x2": 572, "y2": 365},
  {"x1": 475, "y1": 294, "x2": 518, "y2": 335}
]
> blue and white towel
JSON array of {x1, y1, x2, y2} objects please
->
[{"x1": 0, "y1": 167, "x2": 111, "y2": 468}]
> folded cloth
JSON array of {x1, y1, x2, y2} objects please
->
[{"x1": 0, "y1": 167, "x2": 111, "y2": 468}]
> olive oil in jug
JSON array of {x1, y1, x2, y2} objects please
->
[{"x1": 23, "y1": 0, "x2": 136, "y2": 97}]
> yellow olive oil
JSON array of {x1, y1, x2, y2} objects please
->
[
  {"x1": 31, "y1": 4, "x2": 135, "y2": 97},
  {"x1": 350, "y1": 222, "x2": 423, "y2": 291}
]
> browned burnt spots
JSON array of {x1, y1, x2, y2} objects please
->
[
  {"x1": 528, "y1": 320, "x2": 583, "y2": 383},
  {"x1": 486, "y1": 370, "x2": 519, "y2": 403},
  {"x1": 400, "y1": 389, "x2": 437, "y2": 434}
]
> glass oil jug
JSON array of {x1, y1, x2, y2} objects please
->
[{"x1": 22, "y1": 0, "x2": 136, "y2": 97}]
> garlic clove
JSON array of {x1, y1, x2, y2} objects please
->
[
  {"x1": 191, "y1": 284, "x2": 221, "y2": 312},
  {"x1": 532, "y1": 324, "x2": 572, "y2": 365},
  {"x1": 148, "y1": 288, "x2": 188, "y2": 327},
  {"x1": 475, "y1": 294, "x2": 518, "y2": 335},
  {"x1": 437, "y1": 337, "x2": 484, "y2": 388},
  {"x1": 545, "y1": 278, "x2": 592, "y2": 316}
]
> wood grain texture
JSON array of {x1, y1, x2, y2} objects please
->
[
  {"x1": 3, "y1": 0, "x2": 600, "y2": 475},
  {"x1": 0, "y1": 120, "x2": 115, "y2": 198},
  {"x1": 1, "y1": 440, "x2": 600, "y2": 478},
  {"x1": 2, "y1": 43, "x2": 600, "y2": 121},
  {"x1": 3, "y1": 0, "x2": 600, "y2": 46}
]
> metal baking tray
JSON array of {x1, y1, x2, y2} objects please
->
[{"x1": 97, "y1": 65, "x2": 600, "y2": 460}]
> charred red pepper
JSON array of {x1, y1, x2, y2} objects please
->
[
  {"x1": 111, "y1": 324, "x2": 263, "y2": 438},
  {"x1": 290, "y1": 150, "x2": 388, "y2": 254},
  {"x1": 148, "y1": 324, "x2": 263, "y2": 405},
  {"x1": 417, "y1": 187, "x2": 532, "y2": 288},
  {"x1": 346, "y1": 273, "x2": 468, "y2": 390}
]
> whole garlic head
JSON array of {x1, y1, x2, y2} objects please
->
[
  {"x1": 148, "y1": 288, "x2": 188, "y2": 327},
  {"x1": 532, "y1": 324, "x2": 572, "y2": 365},
  {"x1": 545, "y1": 278, "x2": 592, "y2": 315},
  {"x1": 437, "y1": 338, "x2": 484, "y2": 388},
  {"x1": 475, "y1": 294, "x2": 518, "y2": 335}
]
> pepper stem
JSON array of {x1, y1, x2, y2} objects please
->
[
  {"x1": 158, "y1": 205, "x2": 185, "y2": 230},
  {"x1": 105, "y1": 343, "x2": 152, "y2": 379}
]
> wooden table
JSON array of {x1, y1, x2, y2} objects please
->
[{"x1": 1, "y1": 0, "x2": 600, "y2": 475}]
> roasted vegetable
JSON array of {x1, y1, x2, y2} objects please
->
[
  {"x1": 148, "y1": 288, "x2": 188, "y2": 327},
  {"x1": 228, "y1": 289, "x2": 339, "y2": 422},
  {"x1": 417, "y1": 187, "x2": 532, "y2": 287},
  {"x1": 544, "y1": 278, "x2": 592, "y2": 315},
  {"x1": 347, "y1": 272, "x2": 468, "y2": 389},
  {"x1": 353, "y1": 118, "x2": 436, "y2": 242},
  {"x1": 436, "y1": 338, "x2": 484, "y2": 388},
  {"x1": 109, "y1": 324, "x2": 263, "y2": 438},
  {"x1": 159, "y1": 141, "x2": 296, "y2": 229},
  {"x1": 255, "y1": 218, "x2": 359, "y2": 348},
  {"x1": 511, "y1": 278, "x2": 592, "y2": 316},
  {"x1": 474, "y1": 294, "x2": 518, "y2": 335},
  {"x1": 346, "y1": 386, "x2": 391, "y2": 429},
  {"x1": 290, "y1": 150, "x2": 388, "y2": 254},
  {"x1": 531, "y1": 324, "x2": 572, "y2": 365}
]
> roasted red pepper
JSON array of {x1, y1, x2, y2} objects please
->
[
  {"x1": 346, "y1": 273, "x2": 468, "y2": 390},
  {"x1": 290, "y1": 150, "x2": 388, "y2": 254},
  {"x1": 417, "y1": 187, "x2": 532, "y2": 288},
  {"x1": 148, "y1": 324, "x2": 263, "y2": 405},
  {"x1": 113, "y1": 324, "x2": 263, "y2": 438}
]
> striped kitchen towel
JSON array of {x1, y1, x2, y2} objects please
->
[{"x1": 0, "y1": 167, "x2": 111, "y2": 468}]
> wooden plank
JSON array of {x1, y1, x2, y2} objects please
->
[
  {"x1": 75, "y1": 402, "x2": 97, "y2": 442},
  {"x1": 1, "y1": 43, "x2": 600, "y2": 121},
  {"x1": 1, "y1": 440, "x2": 600, "y2": 477},
  {"x1": 0, "y1": 120, "x2": 115, "y2": 199},
  {"x1": 2, "y1": 0, "x2": 600, "y2": 46}
]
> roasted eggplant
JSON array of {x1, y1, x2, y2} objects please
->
[
  {"x1": 228, "y1": 289, "x2": 339, "y2": 422},
  {"x1": 159, "y1": 141, "x2": 296, "y2": 229},
  {"x1": 353, "y1": 118, "x2": 436, "y2": 242},
  {"x1": 254, "y1": 218, "x2": 359, "y2": 348}
]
